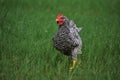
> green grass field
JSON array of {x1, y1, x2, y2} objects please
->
[{"x1": 0, "y1": 0, "x2": 120, "y2": 80}]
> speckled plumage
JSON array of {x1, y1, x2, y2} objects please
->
[{"x1": 53, "y1": 17, "x2": 82, "y2": 59}]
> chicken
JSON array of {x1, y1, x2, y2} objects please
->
[{"x1": 52, "y1": 14, "x2": 82, "y2": 72}]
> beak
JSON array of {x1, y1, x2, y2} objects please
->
[
  {"x1": 56, "y1": 19, "x2": 59, "y2": 22},
  {"x1": 56, "y1": 19, "x2": 59, "y2": 24}
]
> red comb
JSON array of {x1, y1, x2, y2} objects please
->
[{"x1": 57, "y1": 13, "x2": 63, "y2": 18}]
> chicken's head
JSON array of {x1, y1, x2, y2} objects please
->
[{"x1": 56, "y1": 13, "x2": 66, "y2": 25}]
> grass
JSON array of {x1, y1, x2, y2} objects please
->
[{"x1": 0, "y1": 0, "x2": 120, "y2": 80}]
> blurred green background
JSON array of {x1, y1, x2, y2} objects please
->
[{"x1": 0, "y1": 0, "x2": 120, "y2": 80}]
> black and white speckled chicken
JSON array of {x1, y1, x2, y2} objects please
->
[{"x1": 52, "y1": 14, "x2": 82, "y2": 72}]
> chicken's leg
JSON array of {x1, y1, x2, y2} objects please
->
[{"x1": 69, "y1": 59, "x2": 77, "y2": 72}]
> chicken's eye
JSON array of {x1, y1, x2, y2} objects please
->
[{"x1": 61, "y1": 17, "x2": 64, "y2": 19}]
